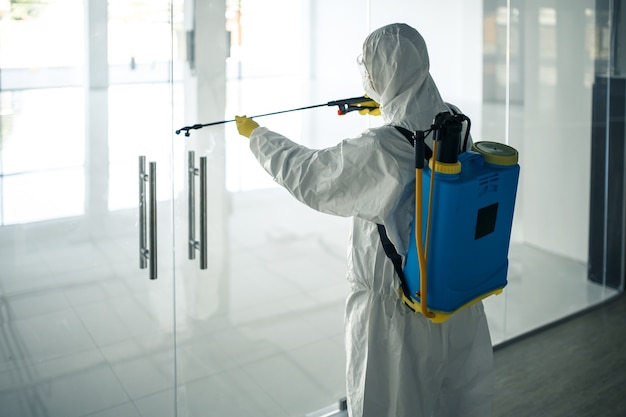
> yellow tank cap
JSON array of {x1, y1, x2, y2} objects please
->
[
  {"x1": 429, "y1": 159, "x2": 461, "y2": 174},
  {"x1": 472, "y1": 141, "x2": 519, "y2": 165}
]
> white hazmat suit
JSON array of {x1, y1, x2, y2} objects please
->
[{"x1": 245, "y1": 23, "x2": 493, "y2": 417}]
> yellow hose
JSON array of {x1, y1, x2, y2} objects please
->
[
  {"x1": 416, "y1": 140, "x2": 436, "y2": 320},
  {"x1": 425, "y1": 140, "x2": 437, "y2": 259}
]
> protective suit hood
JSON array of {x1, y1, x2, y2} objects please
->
[{"x1": 361, "y1": 23, "x2": 449, "y2": 130}]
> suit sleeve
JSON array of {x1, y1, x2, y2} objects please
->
[{"x1": 248, "y1": 127, "x2": 406, "y2": 223}]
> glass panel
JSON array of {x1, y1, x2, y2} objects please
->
[
  {"x1": 0, "y1": 1, "x2": 177, "y2": 416},
  {"x1": 498, "y1": 0, "x2": 618, "y2": 342},
  {"x1": 170, "y1": 1, "x2": 621, "y2": 416},
  {"x1": 174, "y1": 1, "x2": 369, "y2": 415}
]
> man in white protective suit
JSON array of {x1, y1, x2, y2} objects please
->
[{"x1": 235, "y1": 23, "x2": 494, "y2": 417}]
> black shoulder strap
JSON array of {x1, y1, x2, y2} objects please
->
[
  {"x1": 376, "y1": 224, "x2": 412, "y2": 300},
  {"x1": 393, "y1": 126, "x2": 433, "y2": 161},
  {"x1": 383, "y1": 126, "x2": 424, "y2": 301}
]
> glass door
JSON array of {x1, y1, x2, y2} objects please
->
[
  {"x1": 172, "y1": 1, "x2": 369, "y2": 415},
  {"x1": 0, "y1": 1, "x2": 177, "y2": 416},
  {"x1": 174, "y1": 1, "x2": 623, "y2": 415}
]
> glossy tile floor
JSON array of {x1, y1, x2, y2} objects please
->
[
  {"x1": 0, "y1": 86, "x2": 619, "y2": 417},
  {"x1": 492, "y1": 294, "x2": 626, "y2": 417},
  {"x1": 0, "y1": 186, "x2": 618, "y2": 417}
]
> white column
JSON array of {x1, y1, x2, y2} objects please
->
[
  {"x1": 84, "y1": 0, "x2": 109, "y2": 219},
  {"x1": 179, "y1": 0, "x2": 228, "y2": 320}
]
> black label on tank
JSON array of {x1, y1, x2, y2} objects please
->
[{"x1": 475, "y1": 203, "x2": 499, "y2": 239}]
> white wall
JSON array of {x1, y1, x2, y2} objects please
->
[{"x1": 368, "y1": 0, "x2": 484, "y2": 107}]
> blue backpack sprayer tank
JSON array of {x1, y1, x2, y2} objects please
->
[{"x1": 396, "y1": 111, "x2": 520, "y2": 323}]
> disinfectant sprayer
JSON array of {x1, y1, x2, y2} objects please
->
[
  {"x1": 401, "y1": 111, "x2": 520, "y2": 323},
  {"x1": 175, "y1": 96, "x2": 375, "y2": 137}
]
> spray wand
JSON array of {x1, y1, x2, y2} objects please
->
[{"x1": 175, "y1": 96, "x2": 376, "y2": 137}]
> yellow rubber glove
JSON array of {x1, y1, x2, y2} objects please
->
[
  {"x1": 235, "y1": 115, "x2": 260, "y2": 138},
  {"x1": 357, "y1": 98, "x2": 381, "y2": 116}
]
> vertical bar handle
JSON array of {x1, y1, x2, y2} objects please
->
[
  {"x1": 148, "y1": 161, "x2": 158, "y2": 280},
  {"x1": 188, "y1": 151, "x2": 196, "y2": 260},
  {"x1": 187, "y1": 151, "x2": 208, "y2": 270},
  {"x1": 139, "y1": 156, "x2": 148, "y2": 269},
  {"x1": 139, "y1": 156, "x2": 157, "y2": 280},
  {"x1": 199, "y1": 156, "x2": 208, "y2": 269}
]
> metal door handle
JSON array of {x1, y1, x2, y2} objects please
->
[
  {"x1": 188, "y1": 151, "x2": 207, "y2": 269},
  {"x1": 139, "y1": 156, "x2": 158, "y2": 280},
  {"x1": 199, "y1": 156, "x2": 207, "y2": 269},
  {"x1": 139, "y1": 156, "x2": 147, "y2": 269},
  {"x1": 188, "y1": 151, "x2": 196, "y2": 260},
  {"x1": 149, "y1": 161, "x2": 157, "y2": 279}
]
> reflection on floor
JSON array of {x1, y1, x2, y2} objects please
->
[{"x1": 0, "y1": 186, "x2": 619, "y2": 417}]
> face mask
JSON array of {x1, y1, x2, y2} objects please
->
[{"x1": 357, "y1": 54, "x2": 381, "y2": 103}]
